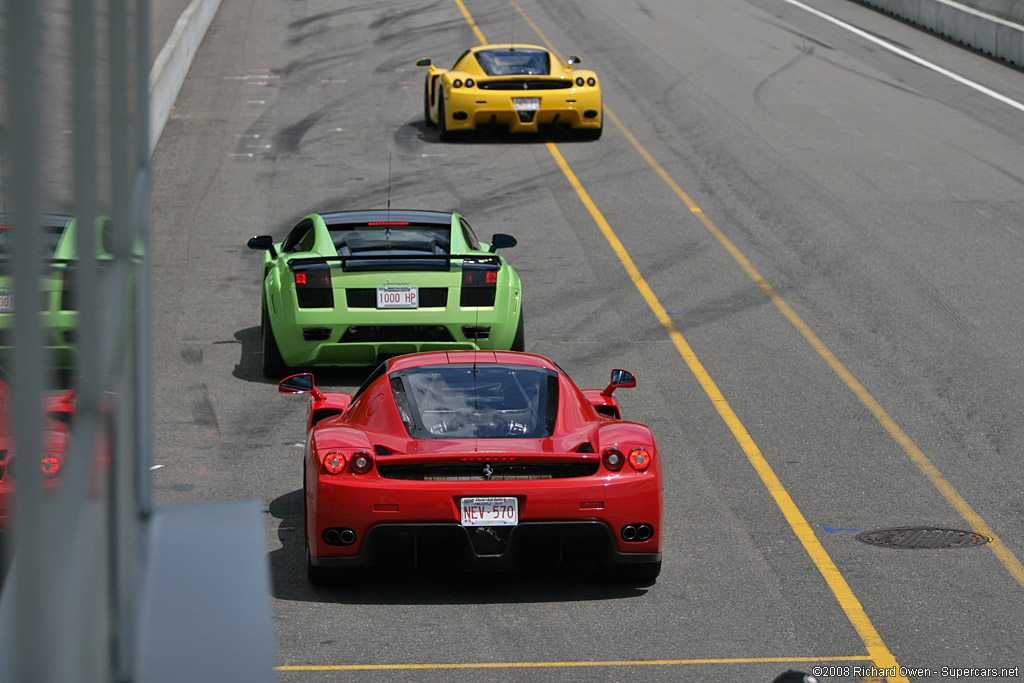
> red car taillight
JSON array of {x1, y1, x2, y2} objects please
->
[
  {"x1": 41, "y1": 455, "x2": 62, "y2": 478},
  {"x1": 349, "y1": 450, "x2": 373, "y2": 474},
  {"x1": 322, "y1": 451, "x2": 346, "y2": 475},
  {"x1": 602, "y1": 447, "x2": 624, "y2": 472},
  {"x1": 628, "y1": 447, "x2": 651, "y2": 471},
  {"x1": 294, "y1": 266, "x2": 333, "y2": 308}
]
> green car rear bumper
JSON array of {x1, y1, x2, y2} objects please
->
[{"x1": 266, "y1": 285, "x2": 521, "y2": 368}]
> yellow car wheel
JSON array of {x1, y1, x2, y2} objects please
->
[
  {"x1": 423, "y1": 80, "x2": 435, "y2": 128},
  {"x1": 438, "y1": 95, "x2": 452, "y2": 142}
]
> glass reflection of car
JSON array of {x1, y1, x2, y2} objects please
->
[
  {"x1": 0, "y1": 371, "x2": 113, "y2": 577},
  {"x1": 280, "y1": 350, "x2": 662, "y2": 585},
  {"x1": 0, "y1": 214, "x2": 119, "y2": 368}
]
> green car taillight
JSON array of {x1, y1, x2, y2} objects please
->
[
  {"x1": 459, "y1": 262, "x2": 498, "y2": 307},
  {"x1": 295, "y1": 265, "x2": 333, "y2": 308},
  {"x1": 60, "y1": 266, "x2": 76, "y2": 311}
]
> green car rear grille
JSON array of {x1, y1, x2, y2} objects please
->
[
  {"x1": 339, "y1": 325, "x2": 455, "y2": 343},
  {"x1": 345, "y1": 288, "x2": 447, "y2": 308}
]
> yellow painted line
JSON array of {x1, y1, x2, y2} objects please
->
[
  {"x1": 278, "y1": 655, "x2": 873, "y2": 671},
  {"x1": 505, "y1": 2, "x2": 1024, "y2": 593},
  {"x1": 545, "y1": 143, "x2": 907, "y2": 683},
  {"x1": 514, "y1": 0, "x2": 1024, "y2": 612},
  {"x1": 454, "y1": 3, "x2": 905, "y2": 681},
  {"x1": 603, "y1": 106, "x2": 1024, "y2": 592},
  {"x1": 452, "y1": 0, "x2": 487, "y2": 45}
]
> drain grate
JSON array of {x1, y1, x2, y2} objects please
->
[{"x1": 857, "y1": 527, "x2": 989, "y2": 549}]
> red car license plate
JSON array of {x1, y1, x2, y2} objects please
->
[{"x1": 461, "y1": 497, "x2": 518, "y2": 527}]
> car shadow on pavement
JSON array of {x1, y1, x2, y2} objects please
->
[
  {"x1": 406, "y1": 120, "x2": 596, "y2": 146},
  {"x1": 266, "y1": 488, "x2": 654, "y2": 604},
  {"x1": 232, "y1": 326, "x2": 374, "y2": 390}
]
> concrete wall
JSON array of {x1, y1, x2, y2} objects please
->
[
  {"x1": 148, "y1": 0, "x2": 223, "y2": 155},
  {"x1": 853, "y1": 0, "x2": 1024, "y2": 68}
]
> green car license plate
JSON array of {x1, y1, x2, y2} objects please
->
[
  {"x1": 0, "y1": 290, "x2": 12, "y2": 313},
  {"x1": 376, "y1": 286, "x2": 418, "y2": 309}
]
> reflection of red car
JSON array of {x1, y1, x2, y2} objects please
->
[
  {"x1": 0, "y1": 380, "x2": 75, "y2": 538},
  {"x1": 280, "y1": 350, "x2": 663, "y2": 584}
]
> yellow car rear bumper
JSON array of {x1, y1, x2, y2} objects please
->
[{"x1": 445, "y1": 90, "x2": 602, "y2": 133}]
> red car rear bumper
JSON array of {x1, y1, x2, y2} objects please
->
[{"x1": 308, "y1": 474, "x2": 662, "y2": 570}]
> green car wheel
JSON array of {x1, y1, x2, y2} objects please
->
[
  {"x1": 512, "y1": 310, "x2": 525, "y2": 352},
  {"x1": 262, "y1": 303, "x2": 288, "y2": 378}
]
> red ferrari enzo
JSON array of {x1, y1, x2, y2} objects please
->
[{"x1": 280, "y1": 350, "x2": 663, "y2": 584}]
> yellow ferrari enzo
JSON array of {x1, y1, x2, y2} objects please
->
[{"x1": 416, "y1": 44, "x2": 602, "y2": 141}]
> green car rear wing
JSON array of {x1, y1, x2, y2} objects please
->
[{"x1": 287, "y1": 253, "x2": 502, "y2": 273}]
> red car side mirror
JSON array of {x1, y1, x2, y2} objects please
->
[
  {"x1": 600, "y1": 369, "x2": 636, "y2": 397},
  {"x1": 279, "y1": 373, "x2": 324, "y2": 401}
]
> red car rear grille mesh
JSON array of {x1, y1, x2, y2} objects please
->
[{"x1": 377, "y1": 461, "x2": 598, "y2": 481}]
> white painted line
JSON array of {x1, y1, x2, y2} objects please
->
[
  {"x1": 782, "y1": 0, "x2": 1024, "y2": 114},
  {"x1": 150, "y1": 464, "x2": 165, "y2": 470}
]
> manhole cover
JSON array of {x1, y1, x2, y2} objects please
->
[{"x1": 857, "y1": 527, "x2": 989, "y2": 549}]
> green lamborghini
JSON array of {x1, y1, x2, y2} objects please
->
[{"x1": 247, "y1": 209, "x2": 523, "y2": 376}]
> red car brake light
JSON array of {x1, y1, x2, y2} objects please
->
[
  {"x1": 350, "y1": 448, "x2": 374, "y2": 475},
  {"x1": 602, "y1": 447, "x2": 624, "y2": 472},
  {"x1": 628, "y1": 447, "x2": 651, "y2": 471},
  {"x1": 322, "y1": 451, "x2": 346, "y2": 475},
  {"x1": 349, "y1": 450, "x2": 373, "y2": 474}
]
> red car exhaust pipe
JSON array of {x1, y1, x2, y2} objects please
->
[{"x1": 322, "y1": 527, "x2": 357, "y2": 546}]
